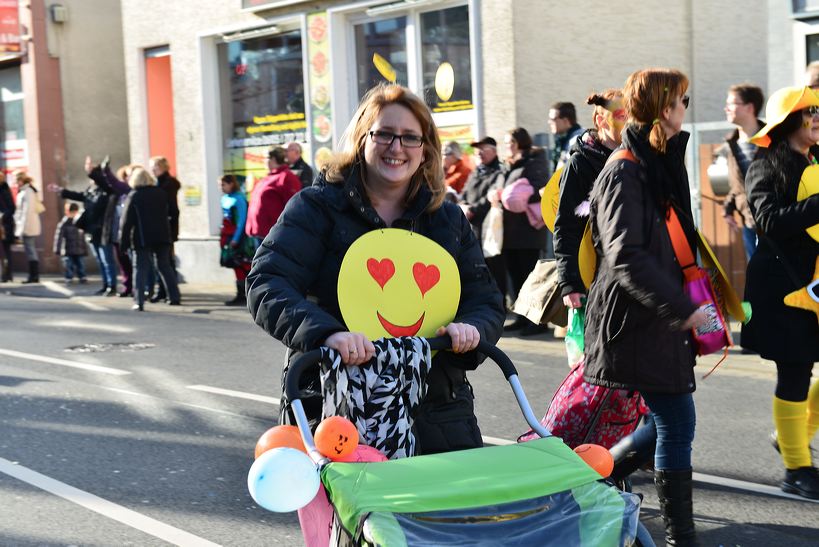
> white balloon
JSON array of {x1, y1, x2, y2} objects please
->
[{"x1": 247, "y1": 447, "x2": 320, "y2": 512}]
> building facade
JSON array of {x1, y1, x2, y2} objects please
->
[
  {"x1": 119, "y1": 0, "x2": 800, "y2": 283},
  {"x1": 4, "y1": 0, "x2": 129, "y2": 273}
]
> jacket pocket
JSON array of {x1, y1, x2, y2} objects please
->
[{"x1": 602, "y1": 288, "x2": 628, "y2": 345}]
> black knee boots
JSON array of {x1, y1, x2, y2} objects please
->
[
  {"x1": 22, "y1": 260, "x2": 39, "y2": 284},
  {"x1": 225, "y1": 279, "x2": 246, "y2": 306},
  {"x1": 654, "y1": 468, "x2": 697, "y2": 546}
]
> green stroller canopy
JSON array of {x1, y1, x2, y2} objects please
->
[{"x1": 322, "y1": 436, "x2": 627, "y2": 543}]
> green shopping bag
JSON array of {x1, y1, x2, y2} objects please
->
[{"x1": 565, "y1": 305, "x2": 585, "y2": 366}]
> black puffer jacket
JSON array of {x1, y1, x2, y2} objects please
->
[
  {"x1": 460, "y1": 157, "x2": 505, "y2": 240},
  {"x1": 499, "y1": 147, "x2": 549, "y2": 250},
  {"x1": 584, "y1": 125, "x2": 697, "y2": 394},
  {"x1": 554, "y1": 130, "x2": 613, "y2": 296},
  {"x1": 742, "y1": 143, "x2": 819, "y2": 363},
  {"x1": 247, "y1": 167, "x2": 505, "y2": 454},
  {"x1": 119, "y1": 186, "x2": 171, "y2": 250},
  {"x1": 157, "y1": 172, "x2": 181, "y2": 242}
]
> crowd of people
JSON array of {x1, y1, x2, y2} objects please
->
[
  {"x1": 0, "y1": 62, "x2": 816, "y2": 545},
  {"x1": 243, "y1": 69, "x2": 817, "y2": 545}
]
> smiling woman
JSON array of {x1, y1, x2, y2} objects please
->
[{"x1": 246, "y1": 83, "x2": 505, "y2": 456}]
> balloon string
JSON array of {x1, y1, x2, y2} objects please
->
[{"x1": 702, "y1": 347, "x2": 729, "y2": 379}]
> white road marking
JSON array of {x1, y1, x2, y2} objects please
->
[
  {"x1": 73, "y1": 299, "x2": 109, "y2": 312},
  {"x1": 0, "y1": 457, "x2": 221, "y2": 546},
  {"x1": 41, "y1": 281, "x2": 73, "y2": 297},
  {"x1": 0, "y1": 348, "x2": 131, "y2": 376},
  {"x1": 35, "y1": 319, "x2": 133, "y2": 333},
  {"x1": 481, "y1": 435, "x2": 515, "y2": 446},
  {"x1": 693, "y1": 472, "x2": 819, "y2": 504},
  {"x1": 103, "y1": 387, "x2": 263, "y2": 420},
  {"x1": 186, "y1": 385, "x2": 281, "y2": 405}
]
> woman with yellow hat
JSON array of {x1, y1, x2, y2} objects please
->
[{"x1": 744, "y1": 85, "x2": 819, "y2": 499}]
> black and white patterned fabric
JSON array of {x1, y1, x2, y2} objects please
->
[{"x1": 319, "y1": 337, "x2": 432, "y2": 460}]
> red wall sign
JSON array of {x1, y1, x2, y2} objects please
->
[{"x1": 0, "y1": 0, "x2": 20, "y2": 54}]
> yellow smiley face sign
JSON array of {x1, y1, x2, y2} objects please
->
[{"x1": 338, "y1": 229, "x2": 460, "y2": 340}]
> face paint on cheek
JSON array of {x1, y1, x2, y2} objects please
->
[{"x1": 805, "y1": 120, "x2": 813, "y2": 129}]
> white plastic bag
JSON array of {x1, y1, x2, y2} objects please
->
[{"x1": 481, "y1": 205, "x2": 503, "y2": 258}]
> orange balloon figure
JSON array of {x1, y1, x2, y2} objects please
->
[
  {"x1": 255, "y1": 425, "x2": 306, "y2": 459},
  {"x1": 315, "y1": 416, "x2": 359, "y2": 460},
  {"x1": 574, "y1": 444, "x2": 614, "y2": 477}
]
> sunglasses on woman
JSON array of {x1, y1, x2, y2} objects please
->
[
  {"x1": 681, "y1": 95, "x2": 690, "y2": 109},
  {"x1": 803, "y1": 106, "x2": 819, "y2": 117}
]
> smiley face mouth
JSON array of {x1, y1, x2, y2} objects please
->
[{"x1": 377, "y1": 311, "x2": 425, "y2": 338}]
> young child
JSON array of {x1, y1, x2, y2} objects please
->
[{"x1": 53, "y1": 202, "x2": 88, "y2": 284}]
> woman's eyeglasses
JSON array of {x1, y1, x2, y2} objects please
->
[
  {"x1": 803, "y1": 106, "x2": 819, "y2": 117},
  {"x1": 681, "y1": 95, "x2": 690, "y2": 109},
  {"x1": 369, "y1": 130, "x2": 424, "y2": 148}
]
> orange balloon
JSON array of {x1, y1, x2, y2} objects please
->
[
  {"x1": 574, "y1": 444, "x2": 614, "y2": 477},
  {"x1": 254, "y1": 425, "x2": 305, "y2": 459},
  {"x1": 315, "y1": 416, "x2": 359, "y2": 460}
]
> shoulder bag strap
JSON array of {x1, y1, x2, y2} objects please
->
[{"x1": 665, "y1": 207, "x2": 698, "y2": 281}]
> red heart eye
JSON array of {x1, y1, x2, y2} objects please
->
[
  {"x1": 413, "y1": 262, "x2": 440, "y2": 297},
  {"x1": 367, "y1": 258, "x2": 395, "y2": 290}
]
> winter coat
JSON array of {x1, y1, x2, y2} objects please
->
[
  {"x1": 14, "y1": 185, "x2": 41, "y2": 238},
  {"x1": 88, "y1": 166, "x2": 131, "y2": 246},
  {"x1": 0, "y1": 181, "x2": 14, "y2": 243},
  {"x1": 552, "y1": 124, "x2": 585, "y2": 172},
  {"x1": 289, "y1": 157, "x2": 315, "y2": 189},
  {"x1": 246, "y1": 166, "x2": 505, "y2": 454},
  {"x1": 718, "y1": 123, "x2": 766, "y2": 229},
  {"x1": 157, "y1": 172, "x2": 181, "y2": 241},
  {"x1": 245, "y1": 165, "x2": 302, "y2": 238},
  {"x1": 53, "y1": 216, "x2": 87, "y2": 257},
  {"x1": 119, "y1": 186, "x2": 171, "y2": 250},
  {"x1": 460, "y1": 157, "x2": 505, "y2": 240},
  {"x1": 499, "y1": 147, "x2": 549, "y2": 250},
  {"x1": 741, "y1": 144, "x2": 819, "y2": 363},
  {"x1": 554, "y1": 130, "x2": 613, "y2": 297},
  {"x1": 583, "y1": 125, "x2": 698, "y2": 394},
  {"x1": 61, "y1": 182, "x2": 111, "y2": 246},
  {"x1": 445, "y1": 157, "x2": 472, "y2": 194}
]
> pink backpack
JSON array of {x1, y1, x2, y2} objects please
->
[{"x1": 518, "y1": 360, "x2": 648, "y2": 449}]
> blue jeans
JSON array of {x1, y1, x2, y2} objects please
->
[
  {"x1": 640, "y1": 392, "x2": 696, "y2": 471},
  {"x1": 742, "y1": 226, "x2": 757, "y2": 261},
  {"x1": 92, "y1": 242, "x2": 117, "y2": 290},
  {"x1": 62, "y1": 256, "x2": 86, "y2": 280},
  {"x1": 22, "y1": 235, "x2": 38, "y2": 261}
]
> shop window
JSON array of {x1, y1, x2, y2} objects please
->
[
  {"x1": 808, "y1": 32, "x2": 819, "y2": 63},
  {"x1": 355, "y1": 17, "x2": 408, "y2": 99},
  {"x1": 219, "y1": 30, "x2": 307, "y2": 178},
  {"x1": 0, "y1": 66, "x2": 23, "y2": 141},
  {"x1": 420, "y1": 5, "x2": 472, "y2": 113},
  {"x1": 0, "y1": 65, "x2": 25, "y2": 173}
]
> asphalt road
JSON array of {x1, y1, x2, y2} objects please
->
[{"x1": 0, "y1": 279, "x2": 817, "y2": 546}]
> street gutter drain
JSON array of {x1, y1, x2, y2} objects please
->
[{"x1": 64, "y1": 342, "x2": 156, "y2": 353}]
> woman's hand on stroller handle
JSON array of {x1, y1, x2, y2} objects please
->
[
  {"x1": 435, "y1": 323, "x2": 480, "y2": 353},
  {"x1": 323, "y1": 331, "x2": 376, "y2": 365}
]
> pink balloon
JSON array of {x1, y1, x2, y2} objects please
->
[{"x1": 335, "y1": 444, "x2": 388, "y2": 463}]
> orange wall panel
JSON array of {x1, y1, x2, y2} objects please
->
[{"x1": 145, "y1": 54, "x2": 177, "y2": 175}]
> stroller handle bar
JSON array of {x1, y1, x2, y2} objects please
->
[
  {"x1": 284, "y1": 335, "x2": 519, "y2": 403},
  {"x1": 284, "y1": 335, "x2": 551, "y2": 463}
]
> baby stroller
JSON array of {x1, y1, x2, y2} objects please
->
[{"x1": 283, "y1": 336, "x2": 653, "y2": 546}]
